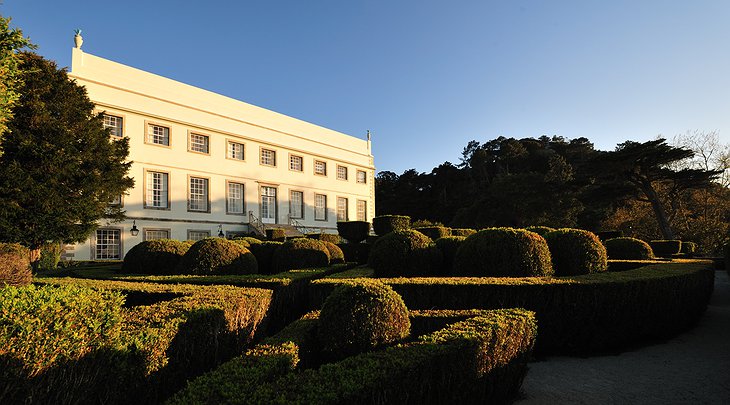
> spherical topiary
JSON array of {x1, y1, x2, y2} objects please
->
[
  {"x1": 233, "y1": 236, "x2": 263, "y2": 247},
  {"x1": 649, "y1": 240, "x2": 682, "y2": 257},
  {"x1": 176, "y1": 238, "x2": 258, "y2": 275},
  {"x1": 308, "y1": 233, "x2": 342, "y2": 244},
  {"x1": 337, "y1": 221, "x2": 371, "y2": 244},
  {"x1": 273, "y1": 238, "x2": 330, "y2": 272},
  {"x1": 414, "y1": 226, "x2": 451, "y2": 241},
  {"x1": 248, "y1": 241, "x2": 283, "y2": 274},
  {"x1": 603, "y1": 237, "x2": 654, "y2": 260},
  {"x1": 450, "y1": 228, "x2": 477, "y2": 237},
  {"x1": 318, "y1": 279, "x2": 410, "y2": 358},
  {"x1": 524, "y1": 226, "x2": 556, "y2": 237},
  {"x1": 368, "y1": 229, "x2": 443, "y2": 277},
  {"x1": 544, "y1": 229, "x2": 607, "y2": 276},
  {"x1": 453, "y1": 228, "x2": 553, "y2": 277},
  {"x1": 322, "y1": 241, "x2": 345, "y2": 264},
  {"x1": 0, "y1": 243, "x2": 32, "y2": 287},
  {"x1": 372, "y1": 215, "x2": 411, "y2": 236},
  {"x1": 121, "y1": 239, "x2": 191, "y2": 275},
  {"x1": 435, "y1": 236, "x2": 466, "y2": 275},
  {"x1": 265, "y1": 228, "x2": 286, "y2": 242}
]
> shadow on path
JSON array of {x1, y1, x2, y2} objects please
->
[{"x1": 516, "y1": 270, "x2": 730, "y2": 404}]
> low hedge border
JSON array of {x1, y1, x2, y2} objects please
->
[
  {"x1": 309, "y1": 262, "x2": 714, "y2": 354},
  {"x1": 167, "y1": 308, "x2": 536, "y2": 405}
]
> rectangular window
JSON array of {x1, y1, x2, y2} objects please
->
[
  {"x1": 314, "y1": 160, "x2": 327, "y2": 176},
  {"x1": 357, "y1": 170, "x2": 367, "y2": 184},
  {"x1": 337, "y1": 197, "x2": 348, "y2": 221},
  {"x1": 109, "y1": 195, "x2": 122, "y2": 206},
  {"x1": 289, "y1": 155, "x2": 303, "y2": 172},
  {"x1": 147, "y1": 123, "x2": 170, "y2": 146},
  {"x1": 103, "y1": 114, "x2": 123, "y2": 137},
  {"x1": 227, "y1": 181, "x2": 245, "y2": 214},
  {"x1": 337, "y1": 165, "x2": 348, "y2": 181},
  {"x1": 290, "y1": 190, "x2": 303, "y2": 219},
  {"x1": 315, "y1": 194, "x2": 327, "y2": 221},
  {"x1": 145, "y1": 171, "x2": 169, "y2": 209},
  {"x1": 228, "y1": 141, "x2": 245, "y2": 161},
  {"x1": 94, "y1": 228, "x2": 121, "y2": 260},
  {"x1": 144, "y1": 229, "x2": 170, "y2": 241},
  {"x1": 189, "y1": 177, "x2": 209, "y2": 212},
  {"x1": 260, "y1": 148, "x2": 276, "y2": 166},
  {"x1": 187, "y1": 230, "x2": 210, "y2": 241},
  {"x1": 189, "y1": 133, "x2": 209, "y2": 154},
  {"x1": 357, "y1": 200, "x2": 367, "y2": 221}
]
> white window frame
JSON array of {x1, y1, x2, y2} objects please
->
[
  {"x1": 188, "y1": 176, "x2": 210, "y2": 213},
  {"x1": 187, "y1": 230, "x2": 210, "y2": 241},
  {"x1": 260, "y1": 148, "x2": 276, "y2": 167},
  {"x1": 314, "y1": 160, "x2": 327, "y2": 176},
  {"x1": 337, "y1": 196, "x2": 348, "y2": 221},
  {"x1": 146, "y1": 122, "x2": 170, "y2": 146},
  {"x1": 357, "y1": 170, "x2": 367, "y2": 184},
  {"x1": 188, "y1": 132, "x2": 210, "y2": 154},
  {"x1": 357, "y1": 199, "x2": 367, "y2": 222},
  {"x1": 144, "y1": 170, "x2": 170, "y2": 209},
  {"x1": 92, "y1": 228, "x2": 122, "y2": 260},
  {"x1": 290, "y1": 190, "x2": 304, "y2": 219},
  {"x1": 227, "y1": 140, "x2": 245, "y2": 161},
  {"x1": 103, "y1": 114, "x2": 124, "y2": 138},
  {"x1": 315, "y1": 193, "x2": 327, "y2": 221},
  {"x1": 226, "y1": 181, "x2": 245, "y2": 215},
  {"x1": 289, "y1": 154, "x2": 303, "y2": 172},
  {"x1": 337, "y1": 165, "x2": 348, "y2": 181},
  {"x1": 144, "y1": 228, "x2": 171, "y2": 241}
]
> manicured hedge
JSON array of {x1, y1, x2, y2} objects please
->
[
  {"x1": 248, "y1": 241, "x2": 283, "y2": 274},
  {"x1": 450, "y1": 228, "x2": 477, "y2": 237},
  {"x1": 322, "y1": 241, "x2": 345, "y2": 264},
  {"x1": 544, "y1": 228, "x2": 607, "y2": 276},
  {"x1": 597, "y1": 230, "x2": 623, "y2": 241},
  {"x1": 337, "y1": 243, "x2": 370, "y2": 264},
  {"x1": 307, "y1": 233, "x2": 341, "y2": 244},
  {"x1": 414, "y1": 226, "x2": 451, "y2": 241},
  {"x1": 453, "y1": 228, "x2": 553, "y2": 277},
  {"x1": 435, "y1": 236, "x2": 466, "y2": 274},
  {"x1": 265, "y1": 228, "x2": 286, "y2": 241},
  {"x1": 121, "y1": 239, "x2": 191, "y2": 275},
  {"x1": 680, "y1": 241, "x2": 697, "y2": 255},
  {"x1": 368, "y1": 229, "x2": 443, "y2": 277},
  {"x1": 310, "y1": 262, "x2": 714, "y2": 355},
  {"x1": 273, "y1": 239, "x2": 330, "y2": 273},
  {"x1": 372, "y1": 215, "x2": 410, "y2": 236},
  {"x1": 604, "y1": 237, "x2": 654, "y2": 260},
  {"x1": 649, "y1": 240, "x2": 682, "y2": 257},
  {"x1": 336, "y1": 221, "x2": 370, "y2": 244},
  {"x1": 0, "y1": 243, "x2": 32, "y2": 287},
  {"x1": 177, "y1": 238, "x2": 258, "y2": 275},
  {"x1": 524, "y1": 226, "x2": 555, "y2": 236}
]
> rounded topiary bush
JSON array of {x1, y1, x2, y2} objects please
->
[
  {"x1": 453, "y1": 228, "x2": 553, "y2": 277},
  {"x1": 0, "y1": 243, "x2": 32, "y2": 287},
  {"x1": 603, "y1": 237, "x2": 654, "y2": 260},
  {"x1": 435, "y1": 236, "x2": 466, "y2": 274},
  {"x1": 176, "y1": 238, "x2": 258, "y2": 275},
  {"x1": 337, "y1": 221, "x2": 371, "y2": 244},
  {"x1": 308, "y1": 233, "x2": 341, "y2": 244},
  {"x1": 322, "y1": 241, "x2": 345, "y2": 264},
  {"x1": 368, "y1": 229, "x2": 443, "y2": 277},
  {"x1": 318, "y1": 279, "x2": 410, "y2": 358},
  {"x1": 544, "y1": 229, "x2": 607, "y2": 276},
  {"x1": 649, "y1": 240, "x2": 682, "y2": 257},
  {"x1": 680, "y1": 241, "x2": 697, "y2": 255},
  {"x1": 450, "y1": 228, "x2": 477, "y2": 237},
  {"x1": 414, "y1": 226, "x2": 451, "y2": 241},
  {"x1": 265, "y1": 228, "x2": 286, "y2": 242},
  {"x1": 524, "y1": 226, "x2": 555, "y2": 236},
  {"x1": 248, "y1": 241, "x2": 283, "y2": 274},
  {"x1": 121, "y1": 239, "x2": 191, "y2": 275},
  {"x1": 234, "y1": 236, "x2": 263, "y2": 246},
  {"x1": 372, "y1": 215, "x2": 411, "y2": 236},
  {"x1": 597, "y1": 230, "x2": 623, "y2": 241},
  {"x1": 273, "y1": 238, "x2": 330, "y2": 272},
  {"x1": 337, "y1": 242, "x2": 371, "y2": 264}
]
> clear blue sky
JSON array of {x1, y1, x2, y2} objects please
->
[{"x1": 3, "y1": 1, "x2": 729, "y2": 174}]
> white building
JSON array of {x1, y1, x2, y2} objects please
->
[{"x1": 66, "y1": 44, "x2": 374, "y2": 260}]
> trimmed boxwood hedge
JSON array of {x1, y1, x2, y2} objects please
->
[
  {"x1": 0, "y1": 243, "x2": 32, "y2": 287},
  {"x1": 435, "y1": 236, "x2": 466, "y2": 274},
  {"x1": 544, "y1": 228, "x2": 607, "y2": 276},
  {"x1": 372, "y1": 215, "x2": 410, "y2": 236},
  {"x1": 597, "y1": 230, "x2": 623, "y2": 241},
  {"x1": 450, "y1": 228, "x2": 476, "y2": 237},
  {"x1": 265, "y1": 228, "x2": 286, "y2": 241},
  {"x1": 248, "y1": 241, "x2": 283, "y2": 275},
  {"x1": 453, "y1": 228, "x2": 553, "y2": 277},
  {"x1": 524, "y1": 226, "x2": 555, "y2": 236},
  {"x1": 604, "y1": 237, "x2": 654, "y2": 260},
  {"x1": 649, "y1": 240, "x2": 682, "y2": 257},
  {"x1": 177, "y1": 238, "x2": 258, "y2": 275},
  {"x1": 336, "y1": 221, "x2": 370, "y2": 244},
  {"x1": 273, "y1": 239, "x2": 330, "y2": 273},
  {"x1": 414, "y1": 225, "x2": 451, "y2": 241},
  {"x1": 307, "y1": 233, "x2": 341, "y2": 244},
  {"x1": 368, "y1": 229, "x2": 443, "y2": 277},
  {"x1": 680, "y1": 241, "x2": 697, "y2": 255},
  {"x1": 337, "y1": 242, "x2": 370, "y2": 264},
  {"x1": 322, "y1": 241, "x2": 345, "y2": 264},
  {"x1": 121, "y1": 239, "x2": 191, "y2": 275}
]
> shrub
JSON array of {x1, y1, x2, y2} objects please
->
[
  {"x1": 322, "y1": 241, "x2": 345, "y2": 264},
  {"x1": 649, "y1": 240, "x2": 682, "y2": 257},
  {"x1": 544, "y1": 229, "x2": 607, "y2": 276},
  {"x1": 435, "y1": 236, "x2": 466, "y2": 274},
  {"x1": 249, "y1": 241, "x2": 283, "y2": 274},
  {"x1": 411, "y1": 219, "x2": 443, "y2": 228},
  {"x1": 372, "y1": 215, "x2": 410, "y2": 236},
  {"x1": 238, "y1": 236, "x2": 263, "y2": 245},
  {"x1": 307, "y1": 233, "x2": 341, "y2": 244},
  {"x1": 0, "y1": 243, "x2": 32, "y2": 287},
  {"x1": 318, "y1": 280, "x2": 410, "y2": 358},
  {"x1": 273, "y1": 239, "x2": 330, "y2": 273},
  {"x1": 453, "y1": 228, "x2": 553, "y2": 277},
  {"x1": 450, "y1": 228, "x2": 477, "y2": 237},
  {"x1": 680, "y1": 241, "x2": 697, "y2": 255},
  {"x1": 604, "y1": 237, "x2": 654, "y2": 260},
  {"x1": 368, "y1": 229, "x2": 443, "y2": 277},
  {"x1": 38, "y1": 242, "x2": 62, "y2": 270},
  {"x1": 121, "y1": 239, "x2": 191, "y2": 275},
  {"x1": 265, "y1": 228, "x2": 286, "y2": 241},
  {"x1": 597, "y1": 230, "x2": 623, "y2": 241},
  {"x1": 336, "y1": 221, "x2": 370, "y2": 244},
  {"x1": 524, "y1": 226, "x2": 555, "y2": 236},
  {"x1": 337, "y1": 243, "x2": 371, "y2": 264},
  {"x1": 415, "y1": 226, "x2": 451, "y2": 241},
  {"x1": 176, "y1": 238, "x2": 258, "y2": 275}
]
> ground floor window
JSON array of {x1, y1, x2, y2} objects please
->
[
  {"x1": 144, "y1": 229, "x2": 170, "y2": 241},
  {"x1": 315, "y1": 194, "x2": 327, "y2": 221},
  {"x1": 290, "y1": 190, "x2": 304, "y2": 219},
  {"x1": 187, "y1": 230, "x2": 210, "y2": 241},
  {"x1": 94, "y1": 228, "x2": 121, "y2": 260},
  {"x1": 337, "y1": 197, "x2": 348, "y2": 221},
  {"x1": 357, "y1": 200, "x2": 367, "y2": 221}
]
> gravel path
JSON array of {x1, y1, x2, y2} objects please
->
[{"x1": 516, "y1": 270, "x2": 730, "y2": 405}]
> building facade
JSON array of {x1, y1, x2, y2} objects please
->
[{"x1": 67, "y1": 47, "x2": 375, "y2": 260}]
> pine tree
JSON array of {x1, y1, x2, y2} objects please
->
[{"x1": 0, "y1": 15, "x2": 33, "y2": 146}]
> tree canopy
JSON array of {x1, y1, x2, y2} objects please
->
[{"x1": 0, "y1": 15, "x2": 33, "y2": 145}]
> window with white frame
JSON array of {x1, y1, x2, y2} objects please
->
[
  {"x1": 290, "y1": 190, "x2": 303, "y2": 219},
  {"x1": 144, "y1": 229, "x2": 170, "y2": 241},
  {"x1": 187, "y1": 230, "x2": 210, "y2": 241},
  {"x1": 357, "y1": 170, "x2": 367, "y2": 184},
  {"x1": 189, "y1": 133, "x2": 209, "y2": 154},
  {"x1": 227, "y1": 181, "x2": 244, "y2": 214},
  {"x1": 289, "y1": 155, "x2": 303, "y2": 172},
  {"x1": 189, "y1": 177, "x2": 209, "y2": 212},
  {"x1": 315, "y1": 194, "x2": 327, "y2": 221},
  {"x1": 147, "y1": 123, "x2": 170, "y2": 146},
  {"x1": 103, "y1": 114, "x2": 123, "y2": 137},
  {"x1": 109, "y1": 195, "x2": 122, "y2": 206},
  {"x1": 337, "y1": 165, "x2": 348, "y2": 181},
  {"x1": 145, "y1": 171, "x2": 169, "y2": 208},
  {"x1": 357, "y1": 200, "x2": 367, "y2": 221},
  {"x1": 228, "y1": 141, "x2": 245, "y2": 160},
  {"x1": 260, "y1": 148, "x2": 276, "y2": 166},
  {"x1": 94, "y1": 228, "x2": 121, "y2": 260},
  {"x1": 314, "y1": 160, "x2": 327, "y2": 176},
  {"x1": 337, "y1": 197, "x2": 348, "y2": 221}
]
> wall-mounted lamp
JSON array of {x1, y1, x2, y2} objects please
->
[
  {"x1": 130, "y1": 220, "x2": 139, "y2": 237},
  {"x1": 218, "y1": 224, "x2": 225, "y2": 238}
]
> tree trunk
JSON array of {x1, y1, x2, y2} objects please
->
[
  {"x1": 639, "y1": 178, "x2": 676, "y2": 239},
  {"x1": 29, "y1": 247, "x2": 41, "y2": 271}
]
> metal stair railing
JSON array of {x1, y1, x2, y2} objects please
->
[
  {"x1": 288, "y1": 215, "x2": 318, "y2": 235},
  {"x1": 248, "y1": 211, "x2": 266, "y2": 236}
]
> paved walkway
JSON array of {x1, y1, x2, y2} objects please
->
[{"x1": 517, "y1": 270, "x2": 730, "y2": 404}]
